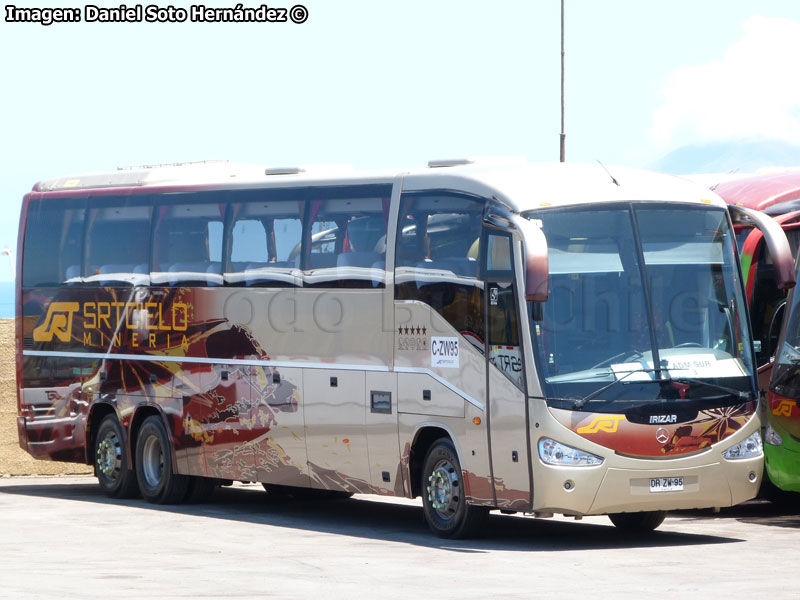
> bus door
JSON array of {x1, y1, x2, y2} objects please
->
[{"x1": 484, "y1": 231, "x2": 531, "y2": 511}]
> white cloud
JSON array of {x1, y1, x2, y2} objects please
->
[{"x1": 650, "y1": 16, "x2": 800, "y2": 147}]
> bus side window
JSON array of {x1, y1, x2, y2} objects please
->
[
  {"x1": 225, "y1": 196, "x2": 303, "y2": 288},
  {"x1": 301, "y1": 186, "x2": 390, "y2": 289},
  {"x1": 395, "y1": 192, "x2": 485, "y2": 349},
  {"x1": 84, "y1": 199, "x2": 152, "y2": 286},
  {"x1": 22, "y1": 198, "x2": 86, "y2": 287},
  {"x1": 150, "y1": 200, "x2": 225, "y2": 287}
]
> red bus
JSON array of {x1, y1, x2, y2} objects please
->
[
  {"x1": 713, "y1": 172, "x2": 800, "y2": 497},
  {"x1": 713, "y1": 172, "x2": 800, "y2": 379}
]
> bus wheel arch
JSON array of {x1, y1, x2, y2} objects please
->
[
  {"x1": 419, "y1": 436, "x2": 488, "y2": 538},
  {"x1": 409, "y1": 426, "x2": 456, "y2": 499}
]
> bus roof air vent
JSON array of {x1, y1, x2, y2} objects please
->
[
  {"x1": 427, "y1": 156, "x2": 527, "y2": 169},
  {"x1": 428, "y1": 158, "x2": 474, "y2": 168},
  {"x1": 265, "y1": 167, "x2": 306, "y2": 176},
  {"x1": 264, "y1": 165, "x2": 356, "y2": 176}
]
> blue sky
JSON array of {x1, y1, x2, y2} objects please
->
[{"x1": 1, "y1": 0, "x2": 799, "y2": 282}]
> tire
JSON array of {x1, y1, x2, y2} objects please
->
[
  {"x1": 421, "y1": 438, "x2": 488, "y2": 538},
  {"x1": 262, "y1": 483, "x2": 353, "y2": 500},
  {"x1": 135, "y1": 415, "x2": 189, "y2": 504},
  {"x1": 183, "y1": 476, "x2": 216, "y2": 503},
  {"x1": 608, "y1": 510, "x2": 667, "y2": 531},
  {"x1": 94, "y1": 414, "x2": 139, "y2": 498}
]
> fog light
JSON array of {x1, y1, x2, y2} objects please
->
[
  {"x1": 748, "y1": 471, "x2": 757, "y2": 482},
  {"x1": 564, "y1": 480, "x2": 574, "y2": 490}
]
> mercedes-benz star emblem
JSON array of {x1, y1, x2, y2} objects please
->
[{"x1": 656, "y1": 428, "x2": 670, "y2": 444}]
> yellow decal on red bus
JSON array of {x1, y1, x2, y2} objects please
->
[
  {"x1": 33, "y1": 300, "x2": 190, "y2": 350},
  {"x1": 772, "y1": 400, "x2": 794, "y2": 417},
  {"x1": 32, "y1": 302, "x2": 80, "y2": 342}
]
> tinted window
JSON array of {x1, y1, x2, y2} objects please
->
[
  {"x1": 226, "y1": 197, "x2": 303, "y2": 287},
  {"x1": 529, "y1": 205, "x2": 753, "y2": 411},
  {"x1": 395, "y1": 192, "x2": 484, "y2": 343},
  {"x1": 303, "y1": 189, "x2": 389, "y2": 288},
  {"x1": 22, "y1": 198, "x2": 86, "y2": 287},
  {"x1": 84, "y1": 199, "x2": 152, "y2": 286},
  {"x1": 151, "y1": 201, "x2": 224, "y2": 286}
]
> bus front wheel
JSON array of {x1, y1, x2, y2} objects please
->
[
  {"x1": 421, "y1": 438, "x2": 487, "y2": 538},
  {"x1": 608, "y1": 510, "x2": 666, "y2": 531},
  {"x1": 135, "y1": 415, "x2": 189, "y2": 504},
  {"x1": 94, "y1": 414, "x2": 139, "y2": 498}
]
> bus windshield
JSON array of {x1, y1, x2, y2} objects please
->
[{"x1": 526, "y1": 203, "x2": 755, "y2": 412}]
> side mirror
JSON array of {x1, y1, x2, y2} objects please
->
[
  {"x1": 728, "y1": 205, "x2": 796, "y2": 290},
  {"x1": 512, "y1": 215, "x2": 549, "y2": 302}
]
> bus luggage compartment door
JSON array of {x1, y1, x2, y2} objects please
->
[{"x1": 303, "y1": 368, "x2": 372, "y2": 493}]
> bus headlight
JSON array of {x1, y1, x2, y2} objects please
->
[
  {"x1": 722, "y1": 431, "x2": 763, "y2": 460},
  {"x1": 538, "y1": 438, "x2": 603, "y2": 466},
  {"x1": 764, "y1": 422, "x2": 783, "y2": 446}
]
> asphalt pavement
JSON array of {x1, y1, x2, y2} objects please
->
[{"x1": 1, "y1": 476, "x2": 798, "y2": 599}]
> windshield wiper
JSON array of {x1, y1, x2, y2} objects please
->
[
  {"x1": 669, "y1": 377, "x2": 753, "y2": 401},
  {"x1": 572, "y1": 368, "x2": 662, "y2": 409}
]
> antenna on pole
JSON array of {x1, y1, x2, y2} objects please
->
[{"x1": 559, "y1": 0, "x2": 566, "y2": 162}]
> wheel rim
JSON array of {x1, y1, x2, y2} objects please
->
[
  {"x1": 141, "y1": 433, "x2": 164, "y2": 489},
  {"x1": 427, "y1": 459, "x2": 460, "y2": 519},
  {"x1": 96, "y1": 430, "x2": 122, "y2": 482}
]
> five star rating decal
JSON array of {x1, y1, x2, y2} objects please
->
[
  {"x1": 396, "y1": 324, "x2": 428, "y2": 351},
  {"x1": 397, "y1": 325, "x2": 427, "y2": 336}
]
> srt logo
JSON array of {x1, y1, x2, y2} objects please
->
[{"x1": 33, "y1": 302, "x2": 80, "y2": 342}]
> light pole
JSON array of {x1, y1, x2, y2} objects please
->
[{"x1": 560, "y1": 0, "x2": 566, "y2": 162}]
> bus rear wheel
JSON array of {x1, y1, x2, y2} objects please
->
[
  {"x1": 95, "y1": 414, "x2": 139, "y2": 498},
  {"x1": 608, "y1": 510, "x2": 666, "y2": 531},
  {"x1": 421, "y1": 438, "x2": 487, "y2": 538},
  {"x1": 135, "y1": 415, "x2": 189, "y2": 504}
]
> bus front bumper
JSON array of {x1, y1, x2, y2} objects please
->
[
  {"x1": 534, "y1": 455, "x2": 762, "y2": 515},
  {"x1": 588, "y1": 457, "x2": 761, "y2": 514}
]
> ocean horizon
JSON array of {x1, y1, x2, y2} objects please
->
[{"x1": 0, "y1": 281, "x2": 13, "y2": 318}]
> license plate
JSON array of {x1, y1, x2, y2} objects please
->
[{"x1": 649, "y1": 477, "x2": 684, "y2": 493}]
